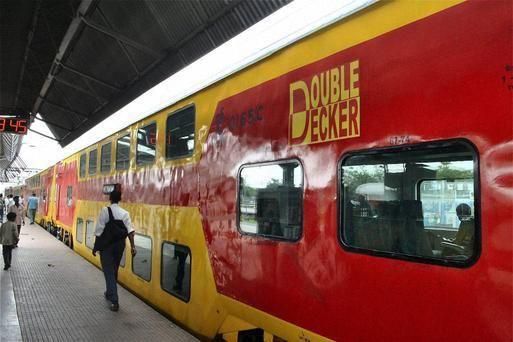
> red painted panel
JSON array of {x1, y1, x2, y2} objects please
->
[
  {"x1": 41, "y1": 167, "x2": 54, "y2": 216},
  {"x1": 56, "y1": 162, "x2": 78, "y2": 227}
]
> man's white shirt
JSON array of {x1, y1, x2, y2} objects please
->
[{"x1": 95, "y1": 203, "x2": 134, "y2": 236}]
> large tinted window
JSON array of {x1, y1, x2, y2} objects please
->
[
  {"x1": 166, "y1": 106, "x2": 195, "y2": 159},
  {"x1": 116, "y1": 134, "x2": 130, "y2": 170},
  {"x1": 239, "y1": 160, "x2": 303, "y2": 240},
  {"x1": 340, "y1": 141, "x2": 477, "y2": 265},
  {"x1": 101, "y1": 142, "x2": 112, "y2": 173},
  {"x1": 162, "y1": 242, "x2": 191, "y2": 301},
  {"x1": 80, "y1": 154, "x2": 86, "y2": 178},
  {"x1": 132, "y1": 234, "x2": 152, "y2": 281},
  {"x1": 137, "y1": 123, "x2": 156, "y2": 165},
  {"x1": 88, "y1": 149, "x2": 97, "y2": 175}
]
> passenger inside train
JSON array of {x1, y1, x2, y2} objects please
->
[{"x1": 342, "y1": 142, "x2": 476, "y2": 262}]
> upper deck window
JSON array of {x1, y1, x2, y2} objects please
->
[
  {"x1": 88, "y1": 149, "x2": 97, "y2": 175},
  {"x1": 116, "y1": 134, "x2": 130, "y2": 170},
  {"x1": 137, "y1": 123, "x2": 156, "y2": 165},
  {"x1": 79, "y1": 154, "x2": 86, "y2": 178},
  {"x1": 238, "y1": 160, "x2": 303, "y2": 241},
  {"x1": 340, "y1": 140, "x2": 478, "y2": 266},
  {"x1": 166, "y1": 106, "x2": 195, "y2": 159},
  {"x1": 101, "y1": 142, "x2": 112, "y2": 173}
]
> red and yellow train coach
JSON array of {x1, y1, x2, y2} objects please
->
[{"x1": 24, "y1": 1, "x2": 512, "y2": 341}]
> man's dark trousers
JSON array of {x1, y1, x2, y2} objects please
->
[{"x1": 100, "y1": 239, "x2": 125, "y2": 304}]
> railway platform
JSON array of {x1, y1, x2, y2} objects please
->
[{"x1": 0, "y1": 222, "x2": 197, "y2": 342}]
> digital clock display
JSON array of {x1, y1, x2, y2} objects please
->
[{"x1": 0, "y1": 118, "x2": 28, "y2": 134}]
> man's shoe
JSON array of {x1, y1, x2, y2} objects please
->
[
  {"x1": 3, "y1": 266, "x2": 7, "y2": 271},
  {"x1": 110, "y1": 303, "x2": 119, "y2": 312}
]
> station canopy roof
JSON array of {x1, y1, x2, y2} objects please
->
[{"x1": 0, "y1": 0, "x2": 292, "y2": 147}]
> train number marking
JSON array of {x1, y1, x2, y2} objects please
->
[
  {"x1": 214, "y1": 105, "x2": 264, "y2": 134},
  {"x1": 389, "y1": 135, "x2": 410, "y2": 145}
]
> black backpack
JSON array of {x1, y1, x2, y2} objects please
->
[{"x1": 93, "y1": 207, "x2": 128, "y2": 252}]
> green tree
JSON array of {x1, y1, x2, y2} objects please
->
[
  {"x1": 437, "y1": 162, "x2": 472, "y2": 179},
  {"x1": 343, "y1": 166, "x2": 384, "y2": 195}
]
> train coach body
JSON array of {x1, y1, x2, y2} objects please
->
[{"x1": 24, "y1": 1, "x2": 512, "y2": 341}]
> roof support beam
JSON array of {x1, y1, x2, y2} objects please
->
[
  {"x1": 54, "y1": 76, "x2": 108, "y2": 102},
  {"x1": 96, "y1": 8, "x2": 141, "y2": 76},
  {"x1": 58, "y1": 63, "x2": 121, "y2": 91},
  {"x1": 41, "y1": 97, "x2": 89, "y2": 118},
  {"x1": 32, "y1": 0, "x2": 97, "y2": 119},
  {"x1": 80, "y1": 17, "x2": 164, "y2": 59},
  {"x1": 14, "y1": 0, "x2": 42, "y2": 109},
  {"x1": 31, "y1": 114, "x2": 73, "y2": 133}
]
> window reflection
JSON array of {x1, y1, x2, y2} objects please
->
[
  {"x1": 116, "y1": 134, "x2": 130, "y2": 170},
  {"x1": 166, "y1": 107, "x2": 195, "y2": 159},
  {"x1": 341, "y1": 142, "x2": 477, "y2": 263},
  {"x1": 137, "y1": 123, "x2": 156, "y2": 165},
  {"x1": 101, "y1": 142, "x2": 112, "y2": 173},
  {"x1": 162, "y1": 243, "x2": 191, "y2": 301},
  {"x1": 132, "y1": 234, "x2": 152, "y2": 281},
  {"x1": 239, "y1": 161, "x2": 303, "y2": 240}
]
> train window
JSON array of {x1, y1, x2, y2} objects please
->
[
  {"x1": 66, "y1": 186, "x2": 72, "y2": 207},
  {"x1": 132, "y1": 234, "x2": 152, "y2": 281},
  {"x1": 100, "y1": 142, "x2": 112, "y2": 173},
  {"x1": 116, "y1": 134, "x2": 130, "y2": 170},
  {"x1": 88, "y1": 149, "x2": 98, "y2": 175},
  {"x1": 238, "y1": 160, "x2": 303, "y2": 240},
  {"x1": 76, "y1": 218, "x2": 84, "y2": 243},
  {"x1": 79, "y1": 154, "x2": 86, "y2": 178},
  {"x1": 136, "y1": 123, "x2": 156, "y2": 165},
  {"x1": 161, "y1": 242, "x2": 191, "y2": 302},
  {"x1": 166, "y1": 106, "x2": 195, "y2": 159},
  {"x1": 340, "y1": 140, "x2": 478, "y2": 266},
  {"x1": 85, "y1": 220, "x2": 95, "y2": 249}
]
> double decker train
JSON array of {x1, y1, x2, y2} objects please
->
[{"x1": 18, "y1": 1, "x2": 512, "y2": 341}]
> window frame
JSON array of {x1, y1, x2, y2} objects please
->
[
  {"x1": 136, "y1": 121, "x2": 157, "y2": 166},
  {"x1": 85, "y1": 219, "x2": 95, "y2": 250},
  {"x1": 100, "y1": 141, "x2": 113, "y2": 173},
  {"x1": 88, "y1": 148, "x2": 98, "y2": 176},
  {"x1": 79, "y1": 153, "x2": 87, "y2": 178},
  {"x1": 160, "y1": 241, "x2": 192, "y2": 303},
  {"x1": 76, "y1": 217, "x2": 84, "y2": 243},
  {"x1": 131, "y1": 233, "x2": 152, "y2": 282},
  {"x1": 66, "y1": 185, "x2": 73, "y2": 207},
  {"x1": 115, "y1": 133, "x2": 131, "y2": 171},
  {"x1": 236, "y1": 158, "x2": 304, "y2": 242},
  {"x1": 338, "y1": 139, "x2": 481, "y2": 268},
  {"x1": 165, "y1": 104, "x2": 195, "y2": 160}
]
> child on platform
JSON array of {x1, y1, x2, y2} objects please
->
[{"x1": 0, "y1": 212, "x2": 19, "y2": 270}]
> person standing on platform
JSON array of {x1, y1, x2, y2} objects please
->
[
  {"x1": 27, "y1": 193, "x2": 38, "y2": 224},
  {"x1": 93, "y1": 190, "x2": 137, "y2": 312},
  {"x1": 0, "y1": 212, "x2": 19, "y2": 270},
  {"x1": 9, "y1": 196, "x2": 24, "y2": 247}
]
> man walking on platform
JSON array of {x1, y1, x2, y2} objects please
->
[
  {"x1": 8, "y1": 196, "x2": 24, "y2": 248},
  {"x1": 93, "y1": 190, "x2": 136, "y2": 312},
  {"x1": 27, "y1": 193, "x2": 38, "y2": 224}
]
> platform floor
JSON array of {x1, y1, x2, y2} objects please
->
[{"x1": 0, "y1": 222, "x2": 197, "y2": 342}]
